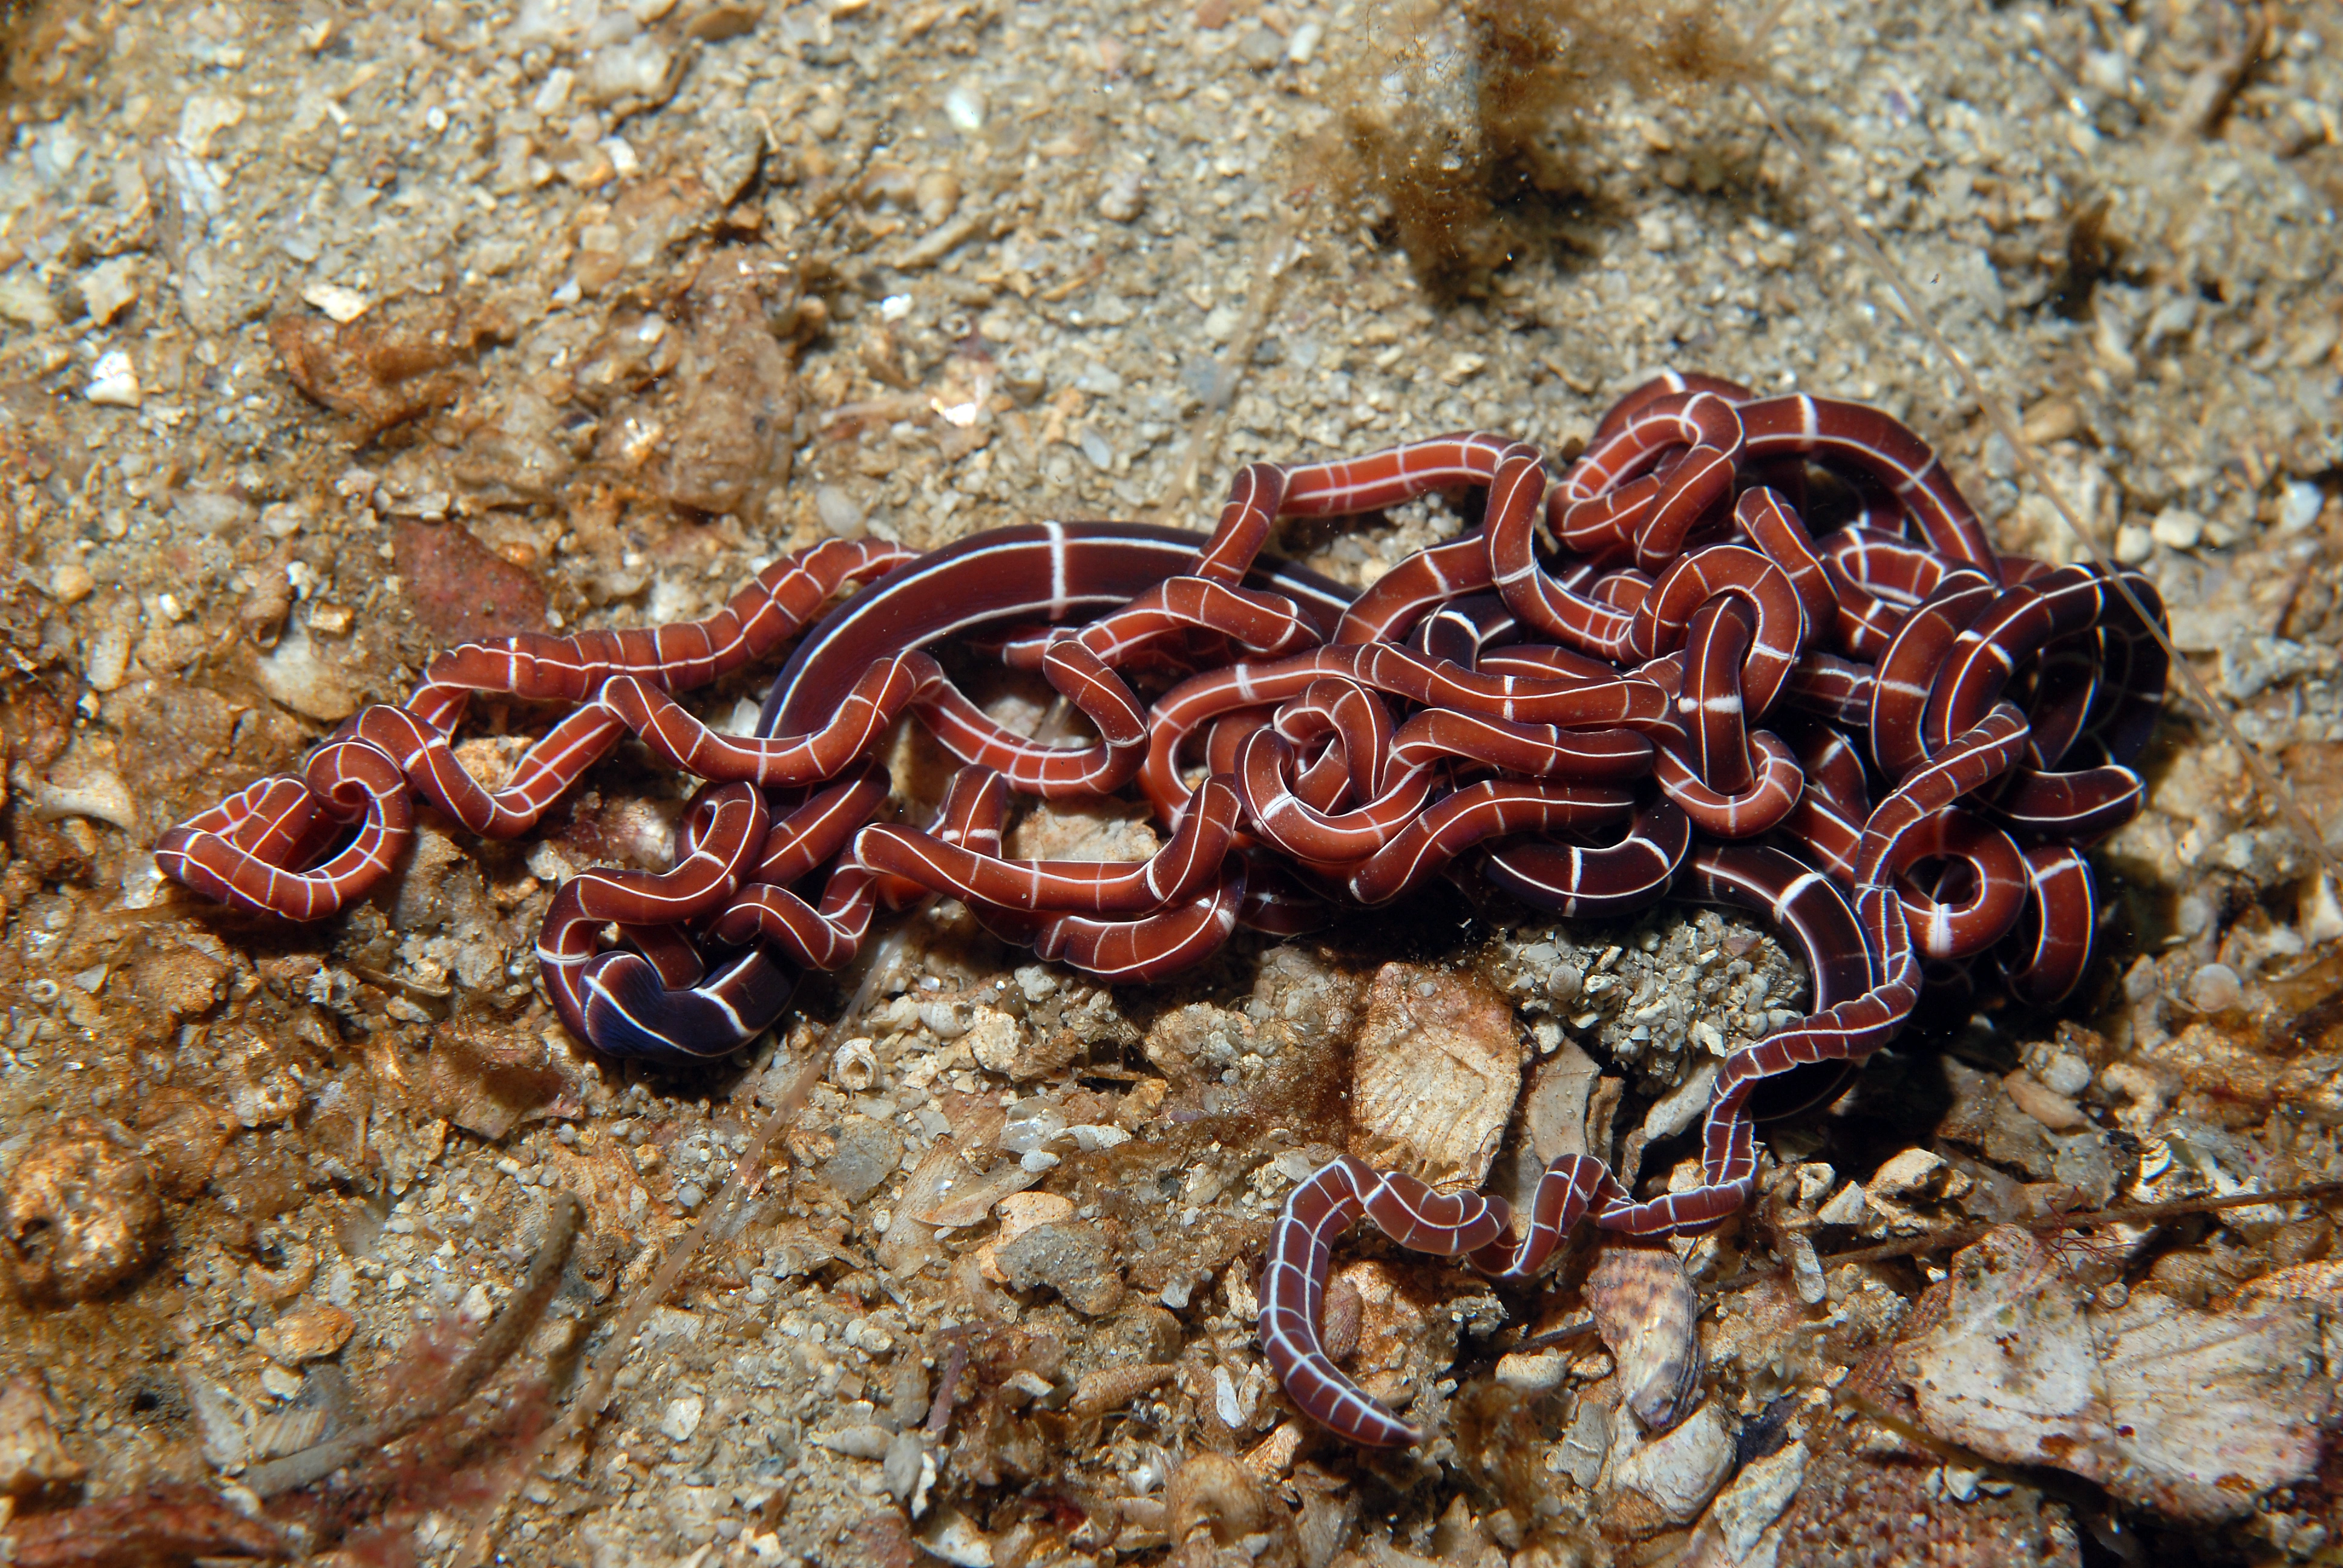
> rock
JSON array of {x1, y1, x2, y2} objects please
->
[
  {"x1": 701, "y1": 107, "x2": 765, "y2": 206},
  {"x1": 1494, "y1": 1349, "x2": 1569, "y2": 1393},
  {"x1": 392, "y1": 519, "x2": 549, "y2": 646},
  {"x1": 962, "y1": 1005, "x2": 1040, "y2": 1079},
  {"x1": 2, "y1": 1118, "x2": 166, "y2": 1302},
  {"x1": 1097, "y1": 168, "x2": 1147, "y2": 223},
  {"x1": 1586, "y1": 1241, "x2": 1703, "y2": 1431},
  {"x1": 583, "y1": 37, "x2": 679, "y2": 109},
  {"x1": 1705, "y1": 1437, "x2": 1806, "y2": 1559},
  {"x1": 1167, "y1": 1451, "x2": 1270, "y2": 1550},
  {"x1": 84, "y1": 348, "x2": 140, "y2": 405},
  {"x1": 1895, "y1": 1226, "x2": 2330, "y2": 1521},
  {"x1": 254, "y1": 1302, "x2": 355, "y2": 1365},
  {"x1": 824, "y1": 1114, "x2": 902, "y2": 1205},
  {"x1": 0, "y1": 1376, "x2": 84, "y2": 1498},
  {"x1": 2002, "y1": 1069, "x2": 2087, "y2": 1132},
  {"x1": 660, "y1": 1392, "x2": 705, "y2": 1441},
  {"x1": 1867, "y1": 1148, "x2": 1967, "y2": 1203},
  {"x1": 976, "y1": 1191, "x2": 1075, "y2": 1284},
  {"x1": 992, "y1": 1220, "x2": 1122, "y2": 1316},
  {"x1": 657, "y1": 254, "x2": 799, "y2": 518},
  {"x1": 135, "y1": 1089, "x2": 234, "y2": 1197},
  {"x1": 1235, "y1": 25, "x2": 1285, "y2": 68},
  {"x1": 821, "y1": 1422, "x2": 894, "y2": 1460},
  {"x1": 1348, "y1": 962, "x2": 1521, "y2": 1184},
  {"x1": 1605, "y1": 1398, "x2": 1734, "y2": 1525},
  {"x1": 254, "y1": 622, "x2": 358, "y2": 722}
]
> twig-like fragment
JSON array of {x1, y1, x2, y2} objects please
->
[
  {"x1": 924, "y1": 1329, "x2": 971, "y2": 1438},
  {"x1": 2, "y1": 1481, "x2": 290, "y2": 1568},
  {"x1": 1449, "y1": 1315, "x2": 1598, "y2": 1382},
  {"x1": 244, "y1": 1193, "x2": 585, "y2": 1498},
  {"x1": 2171, "y1": 2, "x2": 2271, "y2": 140},
  {"x1": 1811, "y1": 1180, "x2": 2343, "y2": 1271}
]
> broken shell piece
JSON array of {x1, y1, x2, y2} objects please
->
[
  {"x1": 917, "y1": 1159, "x2": 1041, "y2": 1229},
  {"x1": 1348, "y1": 962, "x2": 1521, "y2": 1184},
  {"x1": 976, "y1": 1191, "x2": 1075, "y2": 1284},
  {"x1": 1587, "y1": 1241, "x2": 1703, "y2": 1432},
  {"x1": 1242, "y1": 1419, "x2": 1305, "y2": 1480},
  {"x1": 997, "y1": 1369, "x2": 1057, "y2": 1410},
  {"x1": 1896, "y1": 1226, "x2": 2330, "y2": 1521},
  {"x1": 1330, "y1": 1258, "x2": 1432, "y2": 1416},
  {"x1": 830, "y1": 1036, "x2": 879, "y2": 1091},
  {"x1": 919, "y1": 1507, "x2": 994, "y2": 1568},
  {"x1": 1858, "y1": 1147, "x2": 1973, "y2": 1236},
  {"x1": 1167, "y1": 1451, "x2": 1267, "y2": 1549},
  {"x1": 1070, "y1": 1361, "x2": 1178, "y2": 1419},
  {"x1": 819, "y1": 1422, "x2": 895, "y2": 1460},
  {"x1": 1814, "y1": 1181, "x2": 1869, "y2": 1227}
]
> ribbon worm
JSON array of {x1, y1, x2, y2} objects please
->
[{"x1": 157, "y1": 376, "x2": 2166, "y2": 1441}]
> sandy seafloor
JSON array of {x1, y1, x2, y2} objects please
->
[{"x1": 1, "y1": 0, "x2": 2342, "y2": 1564}]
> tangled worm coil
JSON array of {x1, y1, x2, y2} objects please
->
[{"x1": 158, "y1": 372, "x2": 2164, "y2": 1442}]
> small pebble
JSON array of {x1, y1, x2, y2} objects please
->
[
  {"x1": 2149, "y1": 507, "x2": 2203, "y2": 550},
  {"x1": 2187, "y1": 962, "x2": 2243, "y2": 1013},
  {"x1": 1789, "y1": 1233, "x2": 1827, "y2": 1305},
  {"x1": 822, "y1": 1422, "x2": 894, "y2": 1460},
  {"x1": 0, "y1": 1377, "x2": 84, "y2": 1497},
  {"x1": 48, "y1": 563, "x2": 94, "y2": 604},
  {"x1": 1495, "y1": 1349, "x2": 1569, "y2": 1393},
  {"x1": 2113, "y1": 523, "x2": 2153, "y2": 565},
  {"x1": 2175, "y1": 890, "x2": 2215, "y2": 938},
  {"x1": 2002, "y1": 1069, "x2": 2088, "y2": 1132},
  {"x1": 1236, "y1": 25, "x2": 1284, "y2": 68},
  {"x1": 1096, "y1": 168, "x2": 1147, "y2": 224},
  {"x1": 80, "y1": 256, "x2": 139, "y2": 325},
  {"x1": 942, "y1": 82, "x2": 985, "y2": 132},
  {"x1": 301, "y1": 283, "x2": 372, "y2": 323},
  {"x1": 84, "y1": 349, "x2": 140, "y2": 407},
  {"x1": 2278, "y1": 480, "x2": 2324, "y2": 534},
  {"x1": 915, "y1": 169, "x2": 961, "y2": 228}
]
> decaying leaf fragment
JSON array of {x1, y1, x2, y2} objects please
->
[{"x1": 1894, "y1": 1226, "x2": 2331, "y2": 1521}]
